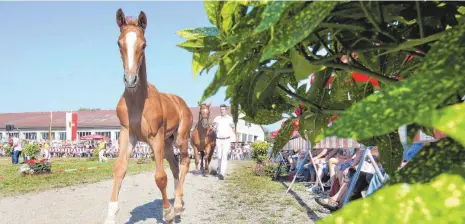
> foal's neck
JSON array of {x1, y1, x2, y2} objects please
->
[{"x1": 124, "y1": 56, "x2": 148, "y2": 103}]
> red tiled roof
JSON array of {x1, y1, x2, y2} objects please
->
[{"x1": 0, "y1": 106, "x2": 230, "y2": 129}]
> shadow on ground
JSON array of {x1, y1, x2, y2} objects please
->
[
  {"x1": 126, "y1": 198, "x2": 185, "y2": 224},
  {"x1": 279, "y1": 182, "x2": 323, "y2": 222}
]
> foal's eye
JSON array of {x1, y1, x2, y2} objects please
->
[
  {"x1": 142, "y1": 44, "x2": 147, "y2": 49},
  {"x1": 117, "y1": 42, "x2": 121, "y2": 48}
]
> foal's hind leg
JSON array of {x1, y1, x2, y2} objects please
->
[
  {"x1": 192, "y1": 144, "x2": 200, "y2": 175},
  {"x1": 174, "y1": 135, "x2": 190, "y2": 215}
]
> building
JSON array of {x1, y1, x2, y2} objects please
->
[{"x1": 0, "y1": 107, "x2": 265, "y2": 143}]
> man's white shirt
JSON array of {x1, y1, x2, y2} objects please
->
[{"x1": 213, "y1": 115, "x2": 234, "y2": 138}]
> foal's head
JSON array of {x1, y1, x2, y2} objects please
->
[
  {"x1": 116, "y1": 8, "x2": 148, "y2": 91},
  {"x1": 199, "y1": 103, "x2": 211, "y2": 128}
]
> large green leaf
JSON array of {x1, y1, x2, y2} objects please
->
[
  {"x1": 176, "y1": 27, "x2": 219, "y2": 40},
  {"x1": 416, "y1": 103, "x2": 465, "y2": 146},
  {"x1": 298, "y1": 113, "x2": 331, "y2": 146},
  {"x1": 254, "y1": 1, "x2": 294, "y2": 34},
  {"x1": 242, "y1": 108, "x2": 284, "y2": 125},
  {"x1": 220, "y1": 1, "x2": 239, "y2": 34},
  {"x1": 192, "y1": 51, "x2": 209, "y2": 78},
  {"x1": 272, "y1": 118, "x2": 294, "y2": 155},
  {"x1": 176, "y1": 36, "x2": 222, "y2": 52},
  {"x1": 376, "y1": 31, "x2": 444, "y2": 56},
  {"x1": 260, "y1": 1, "x2": 340, "y2": 61},
  {"x1": 203, "y1": 51, "x2": 227, "y2": 74},
  {"x1": 389, "y1": 137, "x2": 465, "y2": 185},
  {"x1": 204, "y1": 1, "x2": 221, "y2": 26},
  {"x1": 318, "y1": 173, "x2": 465, "y2": 224},
  {"x1": 376, "y1": 132, "x2": 404, "y2": 177},
  {"x1": 289, "y1": 49, "x2": 326, "y2": 81},
  {"x1": 318, "y1": 23, "x2": 465, "y2": 142},
  {"x1": 200, "y1": 60, "x2": 229, "y2": 103}
]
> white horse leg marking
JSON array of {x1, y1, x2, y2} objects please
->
[
  {"x1": 104, "y1": 201, "x2": 119, "y2": 224},
  {"x1": 125, "y1": 31, "x2": 138, "y2": 70}
]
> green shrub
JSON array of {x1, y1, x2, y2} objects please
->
[
  {"x1": 22, "y1": 143, "x2": 40, "y2": 159},
  {"x1": 250, "y1": 141, "x2": 269, "y2": 164},
  {"x1": 4, "y1": 144, "x2": 12, "y2": 156}
]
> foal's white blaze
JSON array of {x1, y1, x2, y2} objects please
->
[{"x1": 125, "y1": 31, "x2": 138, "y2": 70}]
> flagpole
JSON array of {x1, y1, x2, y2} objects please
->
[{"x1": 49, "y1": 111, "x2": 53, "y2": 142}]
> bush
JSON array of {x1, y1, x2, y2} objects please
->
[
  {"x1": 22, "y1": 143, "x2": 40, "y2": 159},
  {"x1": 4, "y1": 144, "x2": 12, "y2": 156},
  {"x1": 262, "y1": 161, "x2": 279, "y2": 178},
  {"x1": 250, "y1": 141, "x2": 269, "y2": 164}
]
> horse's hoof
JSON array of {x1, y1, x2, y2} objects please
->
[
  {"x1": 104, "y1": 219, "x2": 116, "y2": 224},
  {"x1": 174, "y1": 203, "x2": 183, "y2": 216},
  {"x1": 163, "y1": 205, "x2": 175, "y2": 222}
]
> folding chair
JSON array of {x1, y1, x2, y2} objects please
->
[{"x1": 342, "y1": 146, "x2": 386, "y2": 206}]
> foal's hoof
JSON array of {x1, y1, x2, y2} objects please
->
[
  {"x1": 104, "y1": 219, "x2": 116, "y2": 224},
  {"x1": 163, "y1": 205, "x2": 175, "y2": 223},
  {"x1": 174, "y1": 203, "x2": 183, "y2": 216}
]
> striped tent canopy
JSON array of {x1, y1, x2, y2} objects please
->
[{"x1": 313, "y1": 136, "x2": 361, "y2": 149}]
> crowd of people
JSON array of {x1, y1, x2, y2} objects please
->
[
  {"x1": 0, "y1": 136, "x2": 251, "y2": 164},
  {"x1": 282, "y1": 144, "x2": 419, "y2": 213}
]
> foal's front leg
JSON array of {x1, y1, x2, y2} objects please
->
[
  {"x1": 104, "y1": 128, "x2": 136, "y2": 224},
  {"x1": 147, "y1": 129, "x2": 175, "y2": 223}
]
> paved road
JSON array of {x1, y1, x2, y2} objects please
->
[{"x1": 0, "y1": 160, "x2": 230, "y2": 224}]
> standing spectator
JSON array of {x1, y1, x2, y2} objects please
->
[
  {"x1": 212, "y1": 104, "x2": 237, "y2": 180},
  {"x1": 11, "y1": 136, "x2": 23, "y2": 164}
]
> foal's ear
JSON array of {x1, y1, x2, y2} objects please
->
[
  {"x1": 116, "y1": 8, "x2": 126, "y2": 28},
  {"x1": 138, "y1": 11, "x2": 147, "y2": 30},
  {"x1": 206, "y1": 102, "x2": 211, "y2": 108}
]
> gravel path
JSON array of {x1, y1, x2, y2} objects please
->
[
  {"x1": 0, "y1": 160, "x2": 234, "y2": 224},
  {"x1": 0, "y1": 160, "x2": 328, "y2": 224}
]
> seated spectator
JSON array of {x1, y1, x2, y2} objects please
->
[
  {"x1": 316, "y1": 147, "x2": 382, "y2": 211},
  {"x1": 303, "y1": 148, "x2": 333, "y2": 189}
]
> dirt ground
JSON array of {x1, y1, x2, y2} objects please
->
[{"x1": 0, "y1": 160, "x2": 328, "y2": 224}]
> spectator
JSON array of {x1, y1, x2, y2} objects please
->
[{"x1": 11, "y1": 136, "x2": 23, "y2": 164}]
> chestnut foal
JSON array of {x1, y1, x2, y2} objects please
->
[
  {"x1": 191, "y1": 103, "x2": 216, "y2": 176},
  {"x1": 104, "y1": 9, "x2": 193, "y2": 224}
]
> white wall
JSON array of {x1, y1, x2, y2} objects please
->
[{"x1": 235, "y1": 119, "x2": 265, "y2": 142}]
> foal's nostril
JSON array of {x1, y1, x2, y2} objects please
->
[{"x1": 133, "y1": 75, "x2": 138, "y2": 83}]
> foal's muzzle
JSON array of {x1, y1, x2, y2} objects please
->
[{"x1": 124, "y1": 73, "x2": 139, "y2": 88}]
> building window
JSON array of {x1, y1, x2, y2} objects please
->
[
  {"x1": 8, "y1": 133, "x2": 19, "y2": 138},
  {"x1": 248, "y1": 134, "x2": 254, "y2": 142},
  {"x1": 58, "y1": 132, "x2": 67, "y2": 140},
  {"x1": 115, "y1": 131, "x2": 120, "y2": 140},
  {"x1": 96, "y1": 131, "x2": 111, "y2": 139},
  {"x1": 245, "y1": 121, "x2": 251, "y2": 127},
  {"x1": 24, "y1": 132, "x2": 37, "y2": 140},
  {"x1": 42, "y1": 132, "x2": 55, "y2": 140},
  {"x1": 0, "y1": 133, "x2": 2, "y2": 139},
  {"x1": 78, "y1": 132, "x2": 92, "y2": 139},
  {"x1": 241, "y1": 133, "x2": 247, "y2": 142}
]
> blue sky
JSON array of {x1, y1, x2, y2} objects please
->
[{"x1": 0, "y1": 1, "x2": 285, "y2": 131}]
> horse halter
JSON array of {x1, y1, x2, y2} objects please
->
[{"x1": 199, "y1": 109, "x2": 210, "y2": 128}]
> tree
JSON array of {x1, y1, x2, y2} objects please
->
[
  {"x1": 78, "y1": 108, "x2": 101, "y2": 111},
  {"x1": 177, "y1": 1, "x2": 465, "y2": 222}
]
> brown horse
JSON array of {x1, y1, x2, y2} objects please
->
[
  {"x1": 104, "y1": 9, "x2": 193, "y2": 224},
  {"x1": 191, "y1": 103, "x2": 217, "y2": 176}
]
